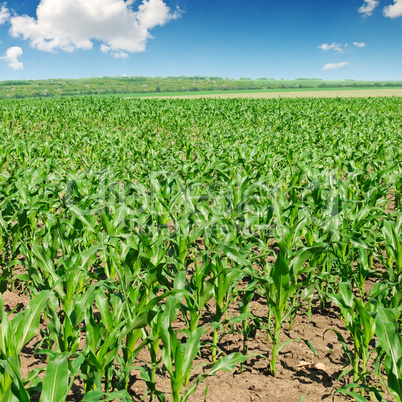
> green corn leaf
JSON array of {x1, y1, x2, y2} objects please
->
[
  {"x1": 69, "y1": 205, "x2": 97, "y2": 233},
  {"x1": 30, "y1": 243, "x2": 62, "y2": 291},
  {"x1": 208, "y1": 352, "x2": 251, "y2": 375},
  {"x1": 39, "y1": 355, "x2": 69, "y2": 402},
  {"x1": 82, "y1": 390, "x2": 132, "y2": 401},
  {"x1": 334, "y1": 383, "x2": 385, "y2": 401},
  {"x1": 0, "y1": 357, "x2": 31, "y2": 402},
  {"x1": 290, "y1": 243, "x2": 326, "y2": 276},
  {"x1": 376, "y1": 307, "x2": 402, "y2": 401},
  {"x1": 179, "y1": 327, "x2": 206, "y2": 382},
  {"x1": 221, "y1": 245, "x2": 250, "y2": 267},
  {"x1": 272, "y1": 252, "x2": 290, "y2": 309},
  {"x1": 94, "y1": 292, "x2": 114, "y2": 334},
  {"x1": 182, "y1": 352, "x2": 253, "y2": 401},
  {"x1": 14, "y1": 290, "x2": 52, "y2": 355}
]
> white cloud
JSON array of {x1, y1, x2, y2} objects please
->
[
  {"x1": 384, "y1": 0, "x2": 402, "y2": 18},
  {"x1": 1, "y1": 46, "x2": 23, "y2": 70},
  {"x1": 113, "y1": 51, "x2": 129, "y2": 59},
  {"x1": 0, "y1": 4, "x2": 10, "y2": 24},
  {"x1": 318, "y1": 42, "x2": 343, "y2": 53},
  {"x1": 100, "y1": 44, "x2": 111, "y2": 53},
  {"x1": 323, "y1": 62, "x2": 349, "y2": 71},
  {"x1": 353, "y1": 41, "x2": 366, "y2": 47},
  {"x1": 9, "y1": 0, "x2": 181, "y2": 54},
  {"x1": 137, "y1": 0, "x2": 180, "y2": 30},
  {"x1": 100, "y1": 44, "x2": 128, "y2": 58},
  {"x1": 359, "y1": 0, "x2": 379, "y2": 16}
]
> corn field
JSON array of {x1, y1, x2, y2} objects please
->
[{"x1": 0, "y1": 96, "x2": 401, "y2": 401}]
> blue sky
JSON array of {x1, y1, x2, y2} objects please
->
[{"x1": 0, "y1": 0, "x2": 401, "y2": 81}]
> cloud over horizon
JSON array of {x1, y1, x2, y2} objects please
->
[
  {"x1": 1, "y1": 46, "x2": 23, "y2": 70},
  {"x1": 9, "y1": 0, "x2": 181, "y2": 57},
  {"x1": 323, "y1": 61, "x2": 349, "y2": 71}
]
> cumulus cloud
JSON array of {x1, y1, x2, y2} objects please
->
[
  {"x1": 359, "y1": 0, "x2": 379, "y2": 16},
  {"x1": 318, "y1": 43, "x2": 343, "y2": 53},
  {"x1": 1, "y1": 46, "x2": 23, "y2": 70},
  {"x1": 353, "y1": 41, "x2": 366, "y2": 47},
  {"x1": 9, "y1": 0, "x2": 181, "y2": 55},
  {"x1": 323, "y1": 62, "x2": 349, "y2": 71},
  {"x1": 384, "y1": 0, "x2": 402, "y2": 18},
  {"x1": 0, "y1": 4, "x2": 10, "y2": 24}
]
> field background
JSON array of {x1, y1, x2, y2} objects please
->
[{"x1": 1, "y1": 75, "x2": 402, "y2": 100}]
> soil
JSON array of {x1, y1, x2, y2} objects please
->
[{"x1": 2, "y1": 280, "x2": 393, "y2": 402}]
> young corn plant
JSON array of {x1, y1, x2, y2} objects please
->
[
  {"x1": 0, "y1": 291, "x2": 54, "y2": 400},
  {"x1": 160, "y1": 296, "x2": 250, "y2": 402},
  {"x1": 206, "y1": 249, "x2": 249, "y2": 362},
  {"x1": 81, "y1": 284, "x2": 162, "y2": 393},
  {"x1": 137, "y1": 272, "x2": 188, "y2": 399},
  {"x1": 234, "y1": 280, "x2": 260, "y2": 356},
  {"x1": 181, "y1": 256, "x2": 214, "y2": 334},
  {"x1": 326, "y1": 282, "x2": 377, "y2": 395},
  {"x1": 382, "y1": 219, "x2": 402, "y2": 309},
  {"x1": 252, "y1": 241, "x2": 323, "y2": 376}
]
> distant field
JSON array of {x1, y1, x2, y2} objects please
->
[
  {"x1": 127, "y1": 87, "x2": 402, "y2": 99},
  {"x1": 2, "y1": 76, "x2": 402, "y2": 100}
]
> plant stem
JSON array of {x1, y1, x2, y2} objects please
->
[
  {"x1": 269, "y1": 323, "x2": 280, "y2": 376},
  {"x1": 353, "y1": 351, "x2": 360, "y2": 393},
  {"x1": 212, "y1": 327, "x2": 218, "y2": 362},
  {"x1": 172, "y1": 385, "x2": 181, "y2": 402}
]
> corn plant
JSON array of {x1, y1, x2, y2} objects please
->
[
  {"x1": 326, "y1": 282, "x2": 378, "y2": 395},
  {"x1": 181, "y1": 256, "x2": 214, "y2": 334},
  {"x1": 375, "y1": 306, "x2": 402, "y2": 402},
  {"x1": 253, "y1": 244, "x2": 321, "y2": 376},
  {"x1": 0, "y1": 291, "x2": 54, "y2": 400},
  {"x1": 382, "y1": 219, "x2": 402, "y2": 308},
  {"x1": 206, "y1": 248, "x2": 249, "y2": 362},
  {"x1": 160, "y1": 296, "x2": 250, "y2": 401}
]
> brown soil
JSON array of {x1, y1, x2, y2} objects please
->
[{"x1": 2, "y1": 284, "x2": 393, "y2": 402}]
